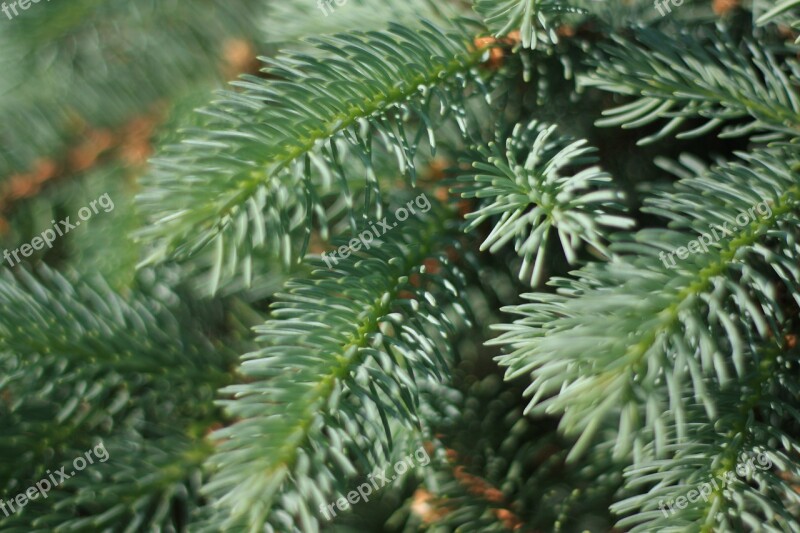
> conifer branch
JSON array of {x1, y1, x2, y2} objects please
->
[
  {"x1": 474, "y1": 0, "x2": 586, "y2": 49},
  {"x1": 136, "y1": 21, "x2": 494, "y2": 284},
  {"x1": 584, "y1": 29, "x2": 800, "y2": 143},
  {"x1": 612, "y1": 338, "x2": 800, "y2": 531},
  {"x1": 201, "y1": 206, "x2": 470, "y2": 531},
  {"x1": 493, "y1": 149, "x2": 800, "y2": 461},
  {"x1": 0, "y1": 267, "x2": 232, "y2": 530},
  {"x1": 457, "y1": 120, "x2": 632, "y2": 286}
]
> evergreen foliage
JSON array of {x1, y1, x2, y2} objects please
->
[
  {"x1": 458, "y1": 120, "x2": 633, "y2": 285},
  {"x1": 2, "y1": 0, "x2": 800, "y2": 531}
]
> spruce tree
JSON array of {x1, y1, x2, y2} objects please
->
[{"x1": 1, "y1": 0, "x2": 799, "y2": 531}]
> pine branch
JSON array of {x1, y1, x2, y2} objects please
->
[
  {"x1": 612, "y1": 338, "x2": 800, "y2": 531},
  {"x1": 410, "y1": 374, "x2": 622, "y2": 532},
  {"x1": 474, "y1": 0, "x2": 586, "y2": 49},
  {"x1": 757, "y1": 0, "x2": 800, "y2": 43},
  {"x1": 135, "y1": 21, "x2": 495, "y2": 287},
  {"x1": 200, "y1": 206, "x2": 470, "y2": 531},
  {"x1": 492, "y1": 148, "x2": 800, "y2": 462},
  {"x1": 0, "y1": 267, "x2": 227, "y2": 380},
  {"x1": 757, "y1": 0, "x2": 800, "y2": 26},
  {"x1": 0, "y1": 267, "x2": 234, "y2": 530},
  {"x1": 583, "y1": 28, "x2": 800, "y2": 143},
  {"x1": 457, "y1": 119, "x2": 632, "y2": 286},
  {"x1": 0, "y1": 436, "x2": 213, "y2": 532}
]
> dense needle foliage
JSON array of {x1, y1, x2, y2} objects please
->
[{"x1": 1, "y1": 0, "x2": 799, "y2": 531}]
